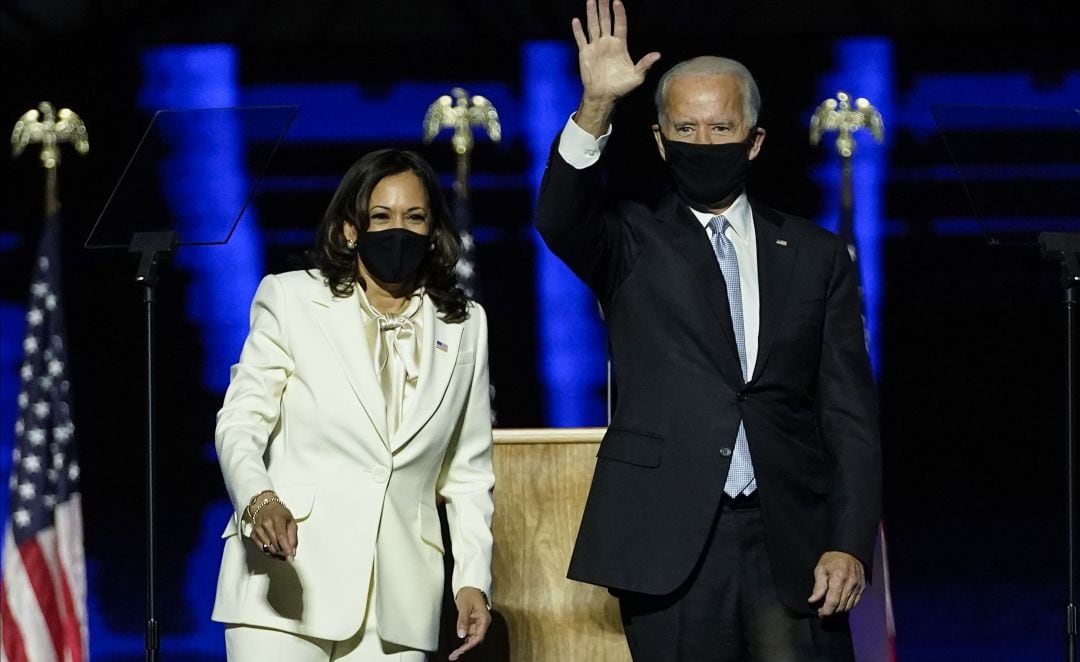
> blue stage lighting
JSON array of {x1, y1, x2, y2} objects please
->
[{"x1": 523, "y1": 41, "x2": 608, "y2": 427}]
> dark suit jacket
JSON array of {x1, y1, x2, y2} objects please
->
[{"x1": 535, "y1": 140, "x2": 881, "y2": 615}]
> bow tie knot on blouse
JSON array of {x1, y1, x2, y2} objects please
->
[
  {"x1": 359, "y1": 290, "x2": 424, "y2": 437},
  {"x1": 375, "y1": 314, "x2": 420, "y2": 383}
]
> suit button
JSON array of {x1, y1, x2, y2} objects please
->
[
  {"x1": 371, "y1": 466, "x2": 390, "y2": 483},
  {"x1": 737, "y1": 392, "x2": 748, "y2": 402},
  {"x1": 719, "y1": 447, "x2": 733, "y2": 457}
]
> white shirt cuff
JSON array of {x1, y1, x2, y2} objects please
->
[{"x1": 557, "y1": 113, "x2": 612, "y2": 170}]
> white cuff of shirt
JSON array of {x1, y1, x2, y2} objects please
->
[{"x1": 557, "y1": 113, "x2": 612, "y2": 170}]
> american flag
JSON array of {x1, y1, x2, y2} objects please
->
[
  {"x1": 452, "y1": 192, "x2": 481, "y2": 301},
  {"x1": 1, "y1": 213, "x2": 88, "y2": 662},
  {"x1": 448, "y1": 188, "x2": 499, "y2": 426}
]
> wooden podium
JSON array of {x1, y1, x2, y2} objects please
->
[{"x1": 490, "y1": 428, "x2": 630, "y2": 662}]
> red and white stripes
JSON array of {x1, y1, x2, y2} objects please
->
[{"x1": 1, "y1": 495, "x2": 88, "y2": 662}]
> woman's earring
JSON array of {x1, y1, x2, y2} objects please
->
[{"x1": 346, "y1": 239, "x2": 357, "y2": 250}]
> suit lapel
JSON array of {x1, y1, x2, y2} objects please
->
[
  {"x1": 657, "y1": 193, "x2": 745, "y2": 386},
  {"x1": 749, "y1": 203, "x2": 797, "y2": 383},
  {"x1": 309, "y1": 282, "x2": 389, "y2": 447},
  {"x1": 391, "y1": 296, "x2": 464, "y2": 453}
]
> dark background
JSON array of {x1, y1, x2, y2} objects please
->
[{"x1": 1, "y1": 1, "x2": 1077, "y2": 659}]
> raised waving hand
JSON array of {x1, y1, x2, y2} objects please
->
[{"x1": 571, "y1": 0, "x2": 661, "y2": 136}]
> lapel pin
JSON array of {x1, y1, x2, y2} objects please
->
[
  {"x1": 436, "y1": 340, "x2": 448, "y2": 352},
  {"x1": 775, "y1": 239, "x2": 788, "y2": 246}
]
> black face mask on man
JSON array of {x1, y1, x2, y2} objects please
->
[
  {"x1": 659, "y1": 130, "x2": 757, "y2": 211},
  {"x1": 356, "y1": 228, "x2": 429, "y2": 284}
]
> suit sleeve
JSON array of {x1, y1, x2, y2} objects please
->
[
  {"x1": 535, "y1": 133, "x2": 635, "y2": 303},
  {"x1": 215, "y1": 274, "x2": 294, "y2": 535},
  {"x1": 816, "y1": 239, "x2": 882, "y2": 572},
  {"x1": 438, "y1": 302, "x2": 496, "y2": 600}
]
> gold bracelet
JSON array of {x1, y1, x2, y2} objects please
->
[
  {"x1": 249, "y1": 493, "x2": 283, "y2": 527},
  {"x1": 245, "y1": 490, "x2": 276, "y2": 522}
]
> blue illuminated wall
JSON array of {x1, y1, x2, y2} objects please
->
[
  {"x1": 0, "y1": 301, "x2": 23, "y2": 533},
  {"x1": 522, "y1": 41, "x2": 609, "y2": 427},
  {"x1": 139, "y1": 45, "x2": 265, "y2": 394},
  {"x1": 0, "y1": 235, "x2": 26, "y2": 530}
]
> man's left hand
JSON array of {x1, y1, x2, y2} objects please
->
[
  {"x1": 808, "y1": 551, "x2": 865, "y2": 617},
  {"x1": 448, "y1": 587, "x2": 491, "y2": 661}
]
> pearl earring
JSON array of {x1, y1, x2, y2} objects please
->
[{"x1": 346, "y1": 239, "x2": 357, "y2": 250}]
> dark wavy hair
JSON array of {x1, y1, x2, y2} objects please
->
[{"x1": 308, "y1": 149, "x2": 469, "y2": 323}]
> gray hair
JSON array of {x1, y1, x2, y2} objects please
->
[{"x1": 654, "y1": 56, "x2": 761, "y2": 129}]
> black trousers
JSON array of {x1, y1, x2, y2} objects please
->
[{"x1": 617, "y1": 498, "x2": 855, "y2": 662}]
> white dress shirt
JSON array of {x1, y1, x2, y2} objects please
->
[{"x1": 558, "y1": 116, "x2": 761, "y2": 377}]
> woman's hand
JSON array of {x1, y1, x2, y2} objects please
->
[
  {"x1": 250, "y1": 500, "x2": 297, "y2": 561},
  {"x1": 448, "y1": 587, "x2": 491, "y2": 661}
]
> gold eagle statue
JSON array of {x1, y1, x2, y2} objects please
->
[
  {"x1": 12, "y1": 101, "x2": 90, "y2": 169},
  {"x1": 809, "y1": 91, "x2": 883, "y2": 157},
  {"x1": 423, "y1": 87, "x2": 501, "y2": 157}
]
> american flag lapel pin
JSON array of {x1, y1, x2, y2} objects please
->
[
  {"x1": 436, "y1": 340, "x2": 448, "y2": 352},
  {"x1": 776, "y1": 239, "x2": 788, "y2": 246}
]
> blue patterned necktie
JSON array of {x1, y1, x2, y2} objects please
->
[{"x1": 708, "y1": 215, "x2": 757, "y2": 497}]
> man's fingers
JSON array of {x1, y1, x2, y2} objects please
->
[
  {"x1": 612, "y1": 0, "x2": 627, "y2": 39},
  {"x1": 585, "y1": 0, "x2": 600, "y2": 40},
  {"x1": 849, "y1": 586, "x2": 865, "y2": 611},
  {"x1": 812, "y1": 565, "x2": 843, "y2": 615},
  {"x1": 819, "y1": 580, "x2": 843, "y2": 616},
  {"x1": 840, "y1": 576, "x2": 864, "y2": 612},
  {"x1": 571, "y1": 17, "x2": 588, "y2": 49},
  {"x1": 837, "y1": 563, "x2": 864, "y2": 612},
  {"x1": 811, "y1": 553, "x2": 866, "y2": 616},
  {"x1": 807, "y1": 565, "x2": 828, "y2": 603},
  {"x1": 634, "y1": 52, "x2": 662, "y2": 75},
  {"x1": 840, "y1": 585, "x2": 862, "y2": 612},
  {"x1": 597, "y1": 0, "x2": 611, "y2": 36}
]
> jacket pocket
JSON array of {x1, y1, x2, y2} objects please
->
[
  {"x1": 597, "y1": 428, "x2": 665, "y2": 468},
  {"x1": 418, "y1": 502, "x2": 445, "y2": 554}
]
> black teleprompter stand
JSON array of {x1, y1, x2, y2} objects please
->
[
  {"x1": 1039, "y1": 232, "x2": 1080, "y2": 662},
  {"x1": 128, "y1": 230, "x2": 178, "y2": 662},
  {"x1": 84, "y1": 104, "x2": 297, "y2": 662}
]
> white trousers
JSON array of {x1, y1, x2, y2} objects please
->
[{"x1": 224, "y1": 572, "x2": 428, "y2": 662}]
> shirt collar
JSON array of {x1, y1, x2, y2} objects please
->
[{"x1": 689, "y1": 191, "x2": 752, "y2": 242}]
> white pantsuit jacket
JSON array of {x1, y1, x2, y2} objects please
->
[{"x1": 211, "y1": 270, "x2": 495, "y2": 651}]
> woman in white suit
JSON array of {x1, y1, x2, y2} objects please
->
[{"x1": 212, "y1": 149, "x2": 494, "y2": 661}]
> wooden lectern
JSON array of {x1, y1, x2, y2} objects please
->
[{"x1": 490, "y1": 427, "x2": 630, "y2": 662}]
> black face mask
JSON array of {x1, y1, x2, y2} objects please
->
[
  {"x1": 660, "y1": 131, "x2": 756, "y2": 211},
  {"x1": 356, "y1": 228, "x2": 429, "y2": 284}
]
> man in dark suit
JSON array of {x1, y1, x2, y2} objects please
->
[{"x1": 534, "y1": 1, "x2": 882, "y2": 660}]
